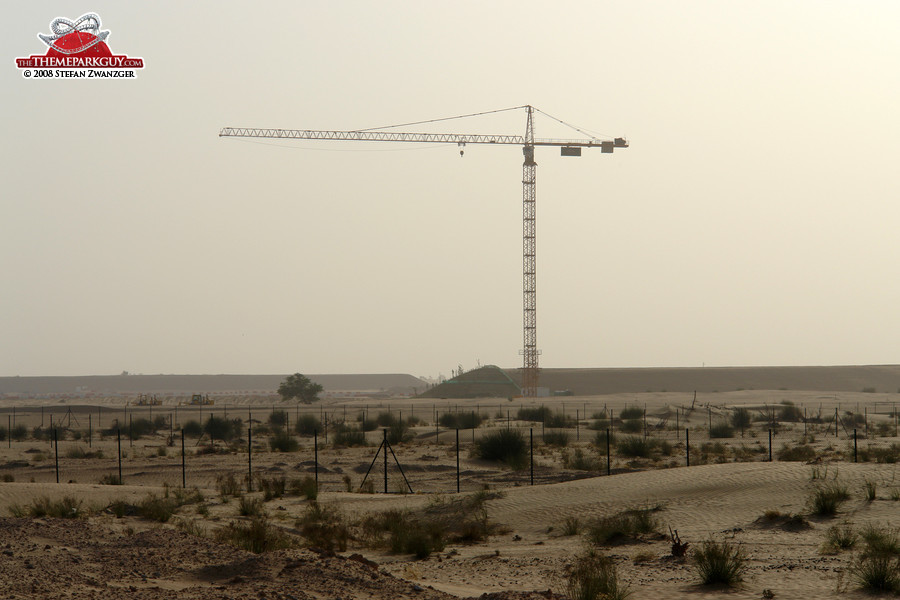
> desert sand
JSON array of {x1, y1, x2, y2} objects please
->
[{"x1": 1, "y1": 388, "x2": 899, "y2": 599}]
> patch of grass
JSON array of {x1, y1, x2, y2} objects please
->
[
  {"x1": 810, "y1": 482, "x2": 850, "y2": 516},
  {"x1": 99, "y1": 473, "x2": 122, "y2": 485},
  {"x1": 256, "y1": 476, "x2": 286, "y2": 501},
  {"x1": 692, "y1": 539, "x2": 747, "y2": 586},
  {"x1": 362, "y1": 509, "x2": 445, "y2": 559},
  {"x1": 562, "y1": 516, "x2": 581, "y2": 536},
  {"x1": 562, "y1": 448, "x2": 601, "y2": 471},
  {"x1": 217, "y1": 473, "x2": 242, "y2": 498},
  {"x1": 238, "y1": 495, "x2": 265, "y2": 517},
  {"x1": 475, "y1": 429, "x2": 528, "y2": 469},
  {"x1": 217, "y1": 515, "x2": 293, "y2": 554},
  {"x1": 823, "y1": 522, "x2": 857, "y2": 552},
  {"x1": 297, "y1": 502, "x2": 350, "y2": 552},
  {"x1": 288, "y1": 476, "x2": 318, "y2": 500},
  {"x1": 777, "y1": 444, "x2": 816, "y2": 462},
  {"x1": 850, "y1": 553, "x2": 900, "y2": 593},
  {"x1": 175, "y1": 517, "x2": 206, "y2": 537},
  {"x1": 137, "y1": 493, "x2": 178, "y2": 522},
  {"x1": 863, "y1": 479, "x2": 877, "y2": 502},
  {"x1": 10, "y1": 495, "x2": 85, "y2": 519},
  {"x1": 564, "y1": 549, "x2": 632, "y2": 600},
  {"x1": 860, "y1": 523, "x2": 900, "y2": 556},
  {"x1": 586, "y1": 506, "x2": 661, "y2": 546},
  {"x1": 64, "y1": 446, "x2": 104, "y2": 459}
]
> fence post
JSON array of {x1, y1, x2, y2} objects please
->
[
  {"x1": 686, "y1": 429, "x2": 690, "y2": 467},
  {"x1": 530, "y1": 428, "x2": 534, "y2": 486},
  {"x1": 54, "y1": 428, "x2": 59, "y2": 484},
  {"x1": 606, "y1": 428, "x2": 611, "y2": 476},
  {"x1": 768, "y1": 429, "x2": 773, "y2": 462},
  {"x1": 456, "y1": 429, "x2": 460, "y2": 493},
  {"x1": 383, "y1": 429, "x2": 388, "y2": 494},
  {"x1": 181, "y1": 429, "x2": 186, "y2": 488},
  {"x1": 117, "y1": 428, "x2": 122, "y2": 485},
  {"x1": 248, "y1": 411, "x2": 253, "y2": 493},
  {"x1": 88, "y1": 413, "x2": 92, "y2": 449},
  {"x1": 314, "y1": 429, "x2": 319, "y2": 488},
  {"x1": 7, "y1": 415, "x2": 10, "y2": 449},
  {"x1": 854, "y1": 429, "x2": 858, "y2": 463}
]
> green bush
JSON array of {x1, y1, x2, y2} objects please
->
[
  {"x1": 288, "y1": 476, "x2": 318, "y2": 500},
  {"x1": 256, "y1": 476, "x2": 286, "y2": 501},
  {"x1": 268, "y1": 410, "x2": 288, "y2": 429},
  {"x1": 620, "y1": 407, "x2": 643, "y2": 420},
  {"x1": 238, "y1": 495, "x2": 265, "y2": 517},
  {"x1": 565, "y1": 550, "x2": 631, "y2": 600},
  {"x1": 593, "y1": 429, "x2": 616, "y2": 448},
  {"x1": 692, "y1": 539, "x2": 746, "y2": 586},
  {"x1": 297, "y1": 502, "x2": 350, "y2": 552},
  {"x1": 375, "y1": 411, "x2": 396, "y2": 427},
  {"x1": 294, "y1": 414, "x2": 321, "y2": 436},
  {"x1": 731, "y1": 408, "x2": 752, "y2": 429},
  {"x1": 439, "y1": 412, "x2": 483, "y2": 429},
  {"x1": 563, "y1": 448, "x2": 601, "y2": 471},
  {"x1": 778, "y1": 402, "x2": 803, "y2": 422},
  {"x1": 708, "y1": 422, "x2": 734, "y2": 439},
  {"x1": 619, "y1": 419, "x2": 642, "y2": 434},
  {"x1": 476, "y1": 429, "x2": 528, "y2": 469},
  {"x1": 777, "y1": 444, "x2": 816, "y2": 462},
  {"x1": 181, "y1": 420, "x2": 203, "y2": 438},
  {"x1": 217, "y1": 515, "x2": 293, "y2": 554},
  {"x1": 616, "y1": 435, "x2": 656, "y2": 458},
  {"x1": 11, "y1": 495, "x2": 85, "y2": 519},
  {"x1": 137, "y1": 493, "x2": 179, "y2": 522},
  {"x1": 269, "y1": 431, "x2": 299, "y2": 452},
  {"x1": 543, "y1": 430, "x2": 570, "y2": 447},
  {"x1": 387, "y1": 420, "x2": 414, "y2": 445},
  {"x1": 204, "y1": 416, "x2": 240, "y2": 441},
  {"x1": 0, "y1": 426, "x2": 6, "y2": 441},
  {"x1": 333, "y1": 427, "x2": 368, "y2": 447},
  {"x1": 517, "y1": 406, "x2": 552, "y2": 422}
]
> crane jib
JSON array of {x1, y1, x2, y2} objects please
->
[{"x1": 219, "y1": 128, "x2": 627, "y2": 149}]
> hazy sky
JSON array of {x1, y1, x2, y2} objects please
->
[{"x1": 3, "y1": 2, "x2": 900, "y2": 378}]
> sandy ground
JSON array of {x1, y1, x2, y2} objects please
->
[{"x1": 0, "y1": 390, "x2": 899, "y2": 599}]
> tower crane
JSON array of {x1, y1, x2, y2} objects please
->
[{"x1": 219, "y1": 105, "x2": 628, "y2": 398}]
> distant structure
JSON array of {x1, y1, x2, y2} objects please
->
[
  {"x1": 418, "y1": 365, "x2": 521, "y2": 399},
  {"x1": 220, "y1": 106, "x2": 628, "y2": 397}
]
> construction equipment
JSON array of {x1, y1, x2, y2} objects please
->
[
  {"x1": 136, "y1": 394, "x2": 161, "y2": 406},
  {"x1": 219, "y1": 106, "x2": 627, "y2": 397},
  {"x1": 189, "y1": 394, "x2": 213, "y2": 406}
]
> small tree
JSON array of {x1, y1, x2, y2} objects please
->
[{"x1": 278, "y1": 373, "x2": 323, "y2": 404}]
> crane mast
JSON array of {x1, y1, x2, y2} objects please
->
[{"x1": 220, "y1": 106, "x2": 627, "y2": 398}]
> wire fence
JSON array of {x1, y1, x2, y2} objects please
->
[{"x1": 0, "y1": 398, "x2": 899, "y2": 494}]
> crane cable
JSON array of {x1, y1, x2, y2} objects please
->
[{"x1": 354, "y1": 106, "x2": 528, "y2": 132}]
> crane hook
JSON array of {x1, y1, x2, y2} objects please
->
[{"x1": 458, "y1": 142, "x2": 465, "y2": 157}]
